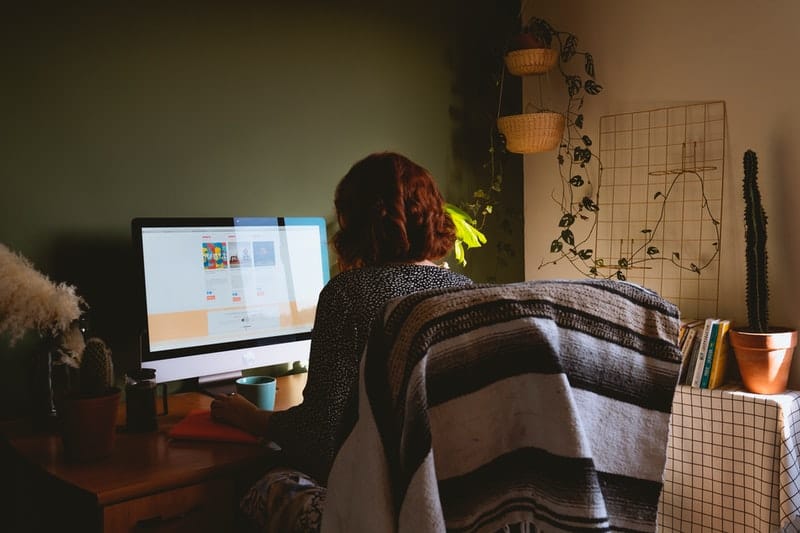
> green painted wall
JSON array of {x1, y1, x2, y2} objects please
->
[{"x1": 0, "y1": 1, "x2": 523, "y2": 417}]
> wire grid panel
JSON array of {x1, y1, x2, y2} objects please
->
[
  {"x1": 596, "y1": 102, "x2": 725, "y2": 318},
  {"x1": 658, "y1": 385, "x2": 800, "y2": 532}
]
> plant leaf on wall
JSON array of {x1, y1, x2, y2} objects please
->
[{"x1": 446, "y1": 203, "x2": 488, "y2": 266}]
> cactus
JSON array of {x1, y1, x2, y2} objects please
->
[
  {"x1": 742, "y1": 149, "x2": 769, "y2": 332},
  {"x1": 79, "y1": 337, "x2": 115, "y2": 396}
]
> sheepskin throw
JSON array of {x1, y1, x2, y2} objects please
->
[{"x1": 322, "y1": 279, "x2": 682, "y2": 533}]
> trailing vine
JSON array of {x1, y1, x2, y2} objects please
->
[
  {"x1": 450, "y1": 14, "x2": 721, "y2": 281},
  {"x1": 530, "y1": 17, "x2": 720, "y2": 281},
  {"x1": 449, "y1": 14, "x2": 593, "y2": 268},
  {"x1": 447, "y1": 9, "x2": 519, "y2": 268},
  {"x1": 446, "y1": 123, "x2": 507, "y2": 268},
  {"x1": 517, "y1": 16, "x2": 606, "y2": 276}
]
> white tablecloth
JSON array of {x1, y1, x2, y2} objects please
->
[{"x1": 659, "y1": 384, "x2": 800, "y2": 532}]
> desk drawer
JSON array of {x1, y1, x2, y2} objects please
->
[{"x1": 103, "y1": 478, "x2": 233, "y2": 532}]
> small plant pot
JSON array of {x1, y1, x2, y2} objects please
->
[
  {"x1": 729, "y1": 328, "x2": 797, "y2": 394},
  {"x1": 59, "y1": 387, "x2": 121, "y2": 462}
]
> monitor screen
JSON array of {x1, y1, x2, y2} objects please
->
[{"x1": 131, "y1": 217, "x2": 330, "y2": 386}]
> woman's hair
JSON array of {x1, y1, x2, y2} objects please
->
[{"x1": 333, "y1": 152, "x2": 456, "y2": 271}]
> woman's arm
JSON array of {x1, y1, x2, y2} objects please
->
[{"x1": 263, "y1": 278, "x2": 360, "y2": 480}]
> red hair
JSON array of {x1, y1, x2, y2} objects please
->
[{"x1": 333, "y1": 152, "x2": 456, "y2": 271}]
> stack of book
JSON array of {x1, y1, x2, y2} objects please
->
[{"x1": 677, "y1": 318, "x2": 732, "y2": 389}]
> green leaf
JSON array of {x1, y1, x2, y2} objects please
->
[
  {"x1": 582, "y1": 135, "x2": 592, "y2": 146},
  {"x1": 446, "y1": 203, "x2": 487, "y2": 251},
  {"x1": 445, "y1": 203, "x2": 474, "y2": 221},
  {"x1": 584, "y1": 79, "x2": 603, "y2": 95},
  {"x1": 584, "y1": 53, "x2": 595, "y2": 78},
  {"x1": 569, "y1": 175, "x2": 584, "y2": 187},
  {"x1": 528, "y1": 18, "x2": 554, "y2": 47},
  {"x1": 559, "y1": 213, "x2": 576, "y2": 227},
  {"x1": 561, "y1": 34, "x2": 577, "y2": 62},
  {"x1": 618, "y1": 258, "x2": 629, "y2": 268},
  {"x1": 454, "y1": 220, "x2": 487, "y2": 249},
  {"x1": 573, "y1": 147, "x2": 592, "y2": 164},
  {"x1": 616, "y1": 270, "x2": 626, "y2": 281},
  {"x1": 561, "y1": 229, "x2": 575, "y2": 246},
  {"x1": 453, "y1": 239, "x2": 466, "y2": 266},
  {"x1": 575, "y1": 114, "x2": 584, "y2": 128},
  {"x1": 551, "y1": 239, "x2": 563, "y2": 253},
  {"x1": 672, "y1": 252, "x2": 680, "y2": 260},
  {"x1": 566, "y1": 75, "x2": 582, "y2": 97},
  {"x1": 581, "y1": 196, "x2": 599, "y2": 212},
  {"x1": 641, "y1": 228, "x2": 652, "y2": 234},
  {"x1": 647, "y1": 246, "x2": 659, "y2": 256},
  {"x1": 578, "y1": 249, "x2": 593, "y2": 260}
]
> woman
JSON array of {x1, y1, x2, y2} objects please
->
[{"x1": 211, "y1": 152, "x2": 473, "y2": 487}]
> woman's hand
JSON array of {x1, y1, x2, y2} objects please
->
[{"x1": 210, "y1": 392, "x2": 272, "y2": 436}]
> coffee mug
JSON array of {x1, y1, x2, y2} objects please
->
[{"x1": 235, "y1": 375, "x2": 276, "y2": 410}]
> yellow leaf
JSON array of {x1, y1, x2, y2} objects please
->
[
  {"x1": 445, "y1": 203, "x2": 487, "y2": 266},
  {"x1": 453, "y1": 240, "x2": 466, "y2": 266}
]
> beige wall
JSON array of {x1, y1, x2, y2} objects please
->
[{"x1": 523, "y1": 1, "x2": 800, "y2": 386}]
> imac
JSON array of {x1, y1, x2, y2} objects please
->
[{"x1": 131, "y1": 217, "x2": 330, "y2": 391}]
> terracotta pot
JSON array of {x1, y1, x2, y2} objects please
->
[
  {"x1": 729, "y1": 328, "x2": 797, "y2": 394},
  {"x1": 59, "y1": 388, "x2": 121, "y2": 462}
]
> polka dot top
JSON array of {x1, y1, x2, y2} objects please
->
[{"x1": 265, "y1": 264, "x2": 473, "y2": 484}]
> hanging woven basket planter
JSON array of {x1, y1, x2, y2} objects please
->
[
  {"x1": 504, "y1": 48, "x2": 558, "y2": 76},
  {"x1": 497, "y1": 112, "x2": 564, "y2": 154}
]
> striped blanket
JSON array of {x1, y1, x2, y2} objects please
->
[{"x1": 321, "y1": 279, "x2": 682, "y2": 533}]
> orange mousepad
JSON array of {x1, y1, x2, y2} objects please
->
[{"x1": 168, "y1": 409, "x2": 259, "y2": 444}]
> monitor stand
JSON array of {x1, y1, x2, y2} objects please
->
[{"x1": 197, "y1": 371, "x2": 242, "y2": 398}]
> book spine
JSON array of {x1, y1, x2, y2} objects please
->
[
  {"x1": 699, "y1": 321, "x2": 720, "y2": 388},
  {"x1": 707, "y1": 320, "x2": 732, "y2": 389},
  {"x1": 691, "y1": 318, "x2": 716, "y2": 388},
  {"x1": 678, "y1": 327, "x2": 698, "y2": 385},
  {"x1": 683, "y1": 328, "x2": 702, "y2": 385}
]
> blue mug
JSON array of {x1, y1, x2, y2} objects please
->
[{"x1": 235, "y1": 376, "x2": 276, "y2": 410}]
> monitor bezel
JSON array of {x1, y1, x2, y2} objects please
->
[{"x1": 131, "y1": 216, "x2": 330, "y2": 385}]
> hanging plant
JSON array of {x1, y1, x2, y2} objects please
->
[
  {"x1": 446, "y1": 130, "x2": 501, "y2": 266},
  {"x1": 523, "y1": 19, "x2": 720, "y2": 281},
  {"x1": 447, "y1": 11, "x2": 518, "y2": 268},
  {"x1": 493, "y1": 15, "x2": 606, "y2": 276}
]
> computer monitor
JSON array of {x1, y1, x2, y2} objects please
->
[{"x1": 131, "y1": 217, "x2": 330, "y2": 389}]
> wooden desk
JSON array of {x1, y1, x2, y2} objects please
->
[{"x1": 2, "y1": 373, "x2": 306, "y2": 532}]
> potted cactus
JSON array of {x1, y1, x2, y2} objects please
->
[
  {"x1": 728, "y1": 149, "x2": 798, "y2": 394},
  {"x1": 58, "y1": 336, "x2": 121, "y2": 462}
]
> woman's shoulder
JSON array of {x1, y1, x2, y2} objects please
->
[
  {"x1": 319, "y1": 264, "x2": 471, "y2": 303},
  {"x1": 329, "y1": 263, "x2": 472, "y2": 285}
]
